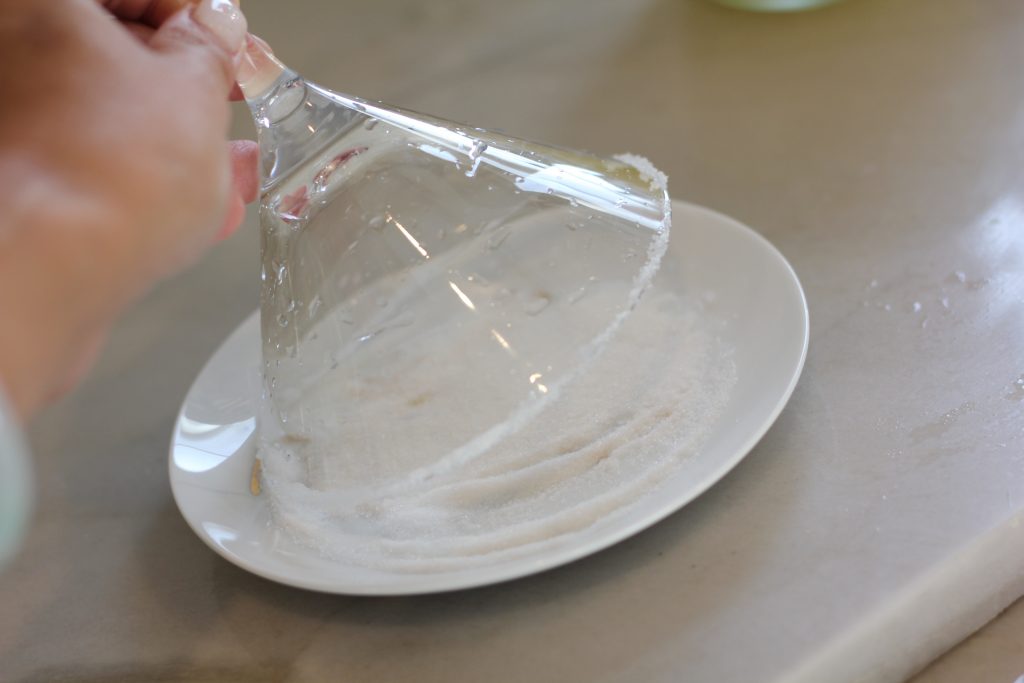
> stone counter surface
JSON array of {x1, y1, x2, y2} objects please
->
[{"x1": 2, "y1": 0, "x2": 1022, "y2": 681}]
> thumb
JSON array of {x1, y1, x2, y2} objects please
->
[{"x1": 148, "y1": 0, "x2": 248, "y2": 93}]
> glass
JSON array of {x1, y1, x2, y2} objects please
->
[{"x1": 238, "y1": 38, "x2": 670, "y2": 493}]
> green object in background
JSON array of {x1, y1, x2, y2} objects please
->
[
  {"x1": 712, "y1": 0, "x2": 843, "y2": 11},
  {"x1": 0, "y1": 390, "x2": 31, "y2": 569}
]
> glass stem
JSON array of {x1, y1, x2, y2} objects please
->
[{"x1": 237, "y1": 35, "x2": 363, "y2": 191}]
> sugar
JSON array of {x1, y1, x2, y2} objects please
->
[
  {"x1": 254, "y1": 156, "x2": 736, "y2": 573},
  {"x1": 259, "y1": 284, "x2": 736, "y2": 572}
]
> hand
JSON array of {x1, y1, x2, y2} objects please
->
[{"x1": 0, "y1": 0, "x2": 258, "y2": 418}]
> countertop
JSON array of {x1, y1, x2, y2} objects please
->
[{"x1": 2, "y1": 0, "x2": 1022, "y2": 681}]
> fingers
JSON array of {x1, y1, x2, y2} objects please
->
[
  {"x1": 192, "y1": 0, "x2": 247, "y2": 54},
  {"x1": 148, "y1": 1, "x2": 247, "y2": 94},
  {"x1": 216, "y1": 190, "x2": 247, "y2": 242},
  {"x1": 215, "y1": 139, "x2": 259, "y2": 241},
  {"x1": 122, "y1": 21, "x2": 156, "y2": 44},
  {"x1": 102, "y1": 1, "x2": 191, "y2": 25},
  {"x1": 229, "y1": 139, "x2": 260, "y2": 203},
  {"x1": 102, "y1": 1, "x2": 249, "y2": 100}
]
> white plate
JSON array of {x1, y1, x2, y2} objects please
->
[{"x1": 169, "y1": 200, "x2": 808, "y2": 595}]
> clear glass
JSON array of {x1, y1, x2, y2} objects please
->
[{"x1": 245, "y1": 53, "x2": 670, "y2": 494}]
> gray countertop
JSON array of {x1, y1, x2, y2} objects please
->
[{"x1": 2, "y1": 0, "x2": 1022, "y2": 681}]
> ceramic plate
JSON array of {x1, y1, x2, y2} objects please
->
[{"x1": 169, "y1": 200, "x2": 809, "y2": 594}]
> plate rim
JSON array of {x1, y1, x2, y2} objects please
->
[{"x1": 168, "y1": 199, "x2": 809, "y2": 595}]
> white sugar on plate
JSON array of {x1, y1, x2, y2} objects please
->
[{"x1": 258, "y1": 283, "x2": 736, "y2": 573}]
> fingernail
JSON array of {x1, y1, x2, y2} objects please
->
[{"x1": 194, "y1": 0, "x2": 248, "y2": 54}]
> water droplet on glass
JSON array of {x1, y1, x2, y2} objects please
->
[
  {"x1": 277, "y1": 313, "x2": 289, "y2": 327},
  {"x1": 465, "y1": 142, "x2": 488, "y2": 177},
  {"x1": 363, "y1": 118, "x2": 379, "y2": 130},
  {"x1": 368, "y1": 215, "x2": 385, "y2": 231},
  {"x1": 468, "y1": 140, "x2": 488, "y2": 160},
  {"x1": 911, "y1": 301, "x2": 922, "y2": 313},
  {"x1": 568, "y1": 287, "x2": 586, "y2": 304}
]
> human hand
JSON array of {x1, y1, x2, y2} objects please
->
[{"x1": 0, "y1": 0, "x2": 258, "y2": 418}]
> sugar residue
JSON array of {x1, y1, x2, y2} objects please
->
[
  {"x1": 259, "y1": 283, "x2": 736, "y2": 572},
  {"x1": 255, "y1": 152, "x2": 727, "y2": 573}
]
